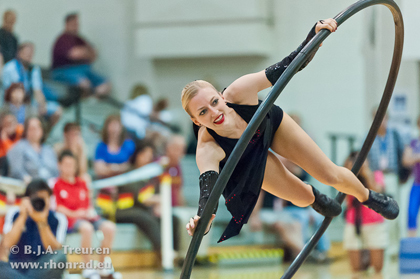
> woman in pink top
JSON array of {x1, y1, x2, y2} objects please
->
[{"x1": 343, "y1": 151, "x2": 388, "y2": 276}]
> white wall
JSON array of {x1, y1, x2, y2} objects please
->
[
  {"x1": 140, "y1": 0, "x2": 368, "y2": 160},
  {"x1": 271, "y1": 0, "x2": 366, "y2": 160},
  {"x1": 0, "y1": 0, "x2": 134, "y2": 99},
  {"x1": 2, "y1": 0, "x2": 418, "y2": 163},
  {"x1": 402, "y1": 0, "x2": 420, "y2": 60}
]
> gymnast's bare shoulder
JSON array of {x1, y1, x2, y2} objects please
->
[
  {"x1": 196, "y1": 126, "x2": 225, "y2": 174},
  {"x1": 223, "y1": 70, "x2": 272, "y2": 105}
]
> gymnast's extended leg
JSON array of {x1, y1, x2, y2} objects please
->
[
  {"x1": 262, "y1": 151, "x2": 341, "y2": 217},
  {"x1": 270, "y1": 112, "x2": 398, "y2": 219},
  {"x1": 262, "y1": 151, "x2": 315, "y2": 207}
]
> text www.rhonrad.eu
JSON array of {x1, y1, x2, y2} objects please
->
[{"x1": 10, "y1": 260, "x2": 111, "y2": 270}]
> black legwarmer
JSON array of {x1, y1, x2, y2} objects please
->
[
  {"x1": 197, "y1": 170, "x2": 219, "y2": 217},
  {"x1": 265, "y1": 23, "x2": 319, "y2": 86}
]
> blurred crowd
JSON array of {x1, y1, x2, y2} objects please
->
[
  {"x1": 0, "y1": 7, "x2": 420, "y2": 279},
  {"x1": 0, "y1": 9, "x2": 187, "y2": 279}
]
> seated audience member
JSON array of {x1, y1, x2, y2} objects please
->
[
  {"x1": 150, "y1": 98, "x2": 177, "y2": 132},
  {"x1": 7, "y1": 116, "x2": 59, "y2": 183},
  {"x1": 54, "y1": 122, "x2": 90, "y2": 183},
  {"x1": 0, "y1": 113, "x2": 23, "y2": 175},
  {"x1": 343, "y1": 151, "x2": 387, "y2": 275},
  {"x1": 164, "y1": 134, "x2": 186, "y2": 207},
  {"x1": 2, "y1": 83, "x2": 36, "y2": 124},
  {"x1": 250, "y1": 152, "x2": 330, "y2": 262},
  {"x1": 121, "y1": 84, "x2": 153, "y2": 140},
  {"x1": 145, "y1": 130, "x2": 169, "y2": 157},
  {"x1": 0, "y1": 10, "x2": 18, "y2": 64},
  {"x1": 282, "y1": 199, "x2": 331, "y2": 262},
  {"x1": 1, "y1": 179, "x2": 67, "y2": 279},
  {"x1": 94, "y1": 115, "x2": 136, "y2": 179},
  {"x1": 250, "y1": 190, "x2": 305, "y2": 260},
  {"x1": 51, "y1": 13, "x2": 110, "y2": 97},
  {"x1": 2, "y1": 43, "x2": 62, "y2": 126},
  {"x1": 54, "y1": 150, "x2": 119, "y2": 279},
  {"x1": 115, "y1": 141, "x2": 162, "y2": 261}
]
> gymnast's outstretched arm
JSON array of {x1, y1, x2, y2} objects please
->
[{"x1": 223, "y1": 18, "x2": 337, "y2": 106}]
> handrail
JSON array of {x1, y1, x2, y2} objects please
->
[
  {"x1": 91, "y1": 162, "x2": 164, "y2": 189},
  {"x1": 0, "y1": 161, "x2": 164, "y2": 192}
]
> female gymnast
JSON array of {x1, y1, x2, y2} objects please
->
[{"x1": 183, "y1": 18, "x2": 399, "y2": 242}]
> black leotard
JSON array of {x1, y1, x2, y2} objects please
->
[{"x1": 195, "y1": 102, "x2": 283, "y2": 242}]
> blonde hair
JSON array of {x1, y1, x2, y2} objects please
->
[{"x1": 181, "y1": 80, "x2": 217, "y2": 117}]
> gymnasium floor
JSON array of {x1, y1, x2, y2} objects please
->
[{"x1": 117, "y1": 258, "x2": 402, "y2": 279}]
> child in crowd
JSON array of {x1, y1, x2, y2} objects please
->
[
  {"x1": 54, "y1": 122, "x2": 90, "y2": 184},
  {"x1": 0, "y1": 112, "x2": 23, "y2": 157},
  {"x1": 0, "y1": 113, "x2": 23, "y2": 175},
  {"x1": 343, "y1": 151, "x2": 387, "y2": 276},
  {"x1": 3, "y1": 83, "x2": 35, "y2": 124},
  {"x1": 54, "y1": 150, "x2": 119, "y2": 279}
]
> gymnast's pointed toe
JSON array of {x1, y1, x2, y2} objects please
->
[
  {"x1": 362, "y1": 190, "x2": 399, "y2": 220},
  {"x1": 310, "y1": 185, "x2": 342, "y2": 217}
]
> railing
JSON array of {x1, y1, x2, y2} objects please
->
[{"x1": 328, "y1": 133, "x2": 357, "y2": 164}]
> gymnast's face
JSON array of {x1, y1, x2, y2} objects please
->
[{"x1": 189, "y1": 86, "x2": 228, "y2": 129}]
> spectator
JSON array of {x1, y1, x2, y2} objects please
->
[
  {"x1": 145, "y1": 130, "x2": 169, "y2": 157},
  {"x1": 2, "y1": 43, "x2": 62, "y2": 126},
  {"x1": 130, "y1": 140, "x2": 155, "y2": 168},
  {"x1": 403, "y1": 115, "x2": 420, "y2": 238},
  {"x1": 54, "y1": 122, "x2": 90, "y2": 183},
  {"x1": 250, "y1": 182, "x2": 330, "y2": 262},
  {"x1": 282, "y1": 199, "x2": 331, "y2": 262},
  {"x1": 367, "y1": 110, "x2": 405, "y2": 196},
  {"x1": 0, "y1": 112, "x2": 23, "y2": 175},
  {"x1": 54, "y1": 150, "x2": 119, "y2": 279},
  {"x1": 1, "y1": 179, "x2": 67, "y2": 279},
  {"x1": 121, "y1": 84, "x2": 153, "y2": 140},
  {"x1": 164, "y1": 134, "x2": 186, "y2": 207},
  {"x1": 343, "y1": 151, "x2": 387, "y2": 275},
  {"x1": 51, "y1": 13, "x2": 110, "y2": 97},
  {"x1": 250, "y1": 190, "x2": 305, "y2": 260},
  {"x1": 94, "y1": 114, "x2": 135, "y2": 179},
  {"x1": 0, "y1": 10, "x2": 18, "y2": 64},
  {"x1": 7, "y1": 116, "x2": 59, "y2": 184},
  {"x1": 367, "y1": 110, "x2": 405, "y2": 253},
  {"x1": 2, "y1": 83, "x2": 36, "y2": 124},
  {"x1": 115, "y1": 141, "x2": 162, "y2": 262},
  {"x1": 153, "y1": 98, "x2": 170, "y2": 123},
  {"x1": 0, "y1": 112, "x2": 23, "y2": 156}
]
